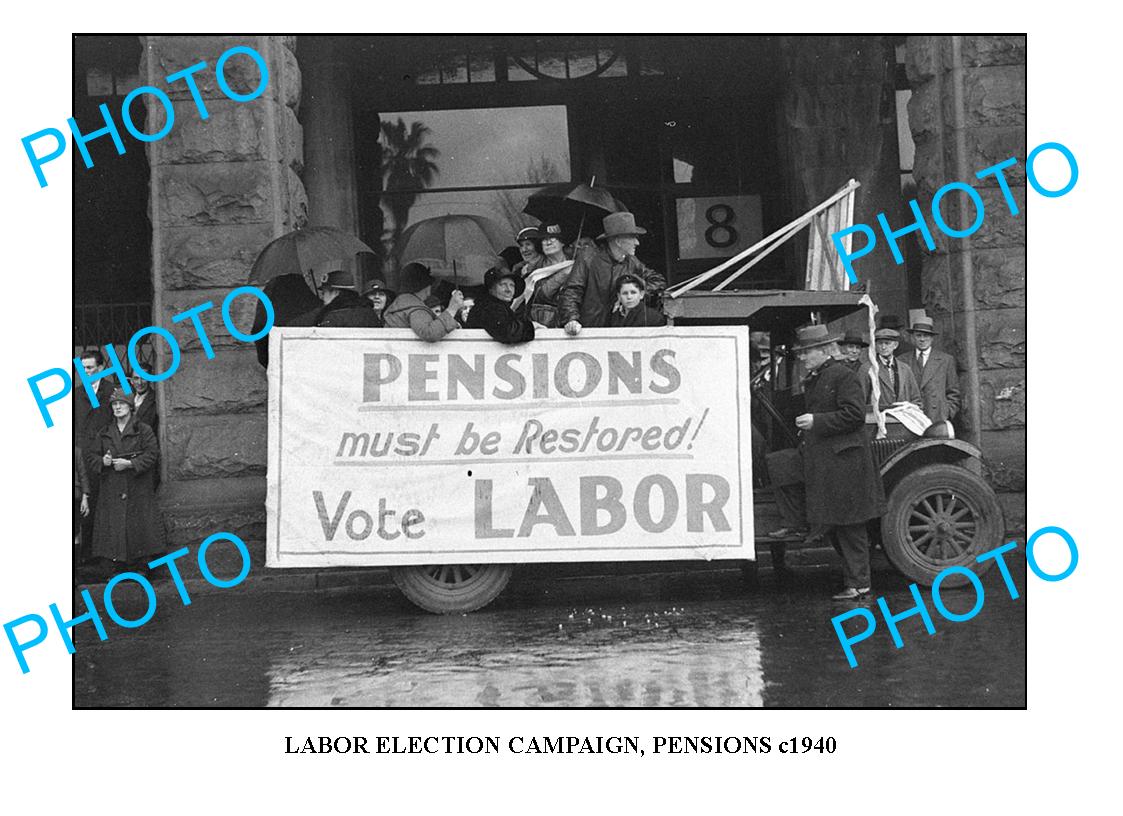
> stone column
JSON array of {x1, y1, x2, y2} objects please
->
[
  {"x1": 300, "y1": 36, "x2": 359, "y2": 234},
  {"x1": 777, "y1": 35, "x2": 907, "y2": 315},
  {"x1": 143, "y1": 35, "x2": 306, "y2": 554},
  {"x1": 906, "y1": 35, "x2": 1026, "y2": 533}
]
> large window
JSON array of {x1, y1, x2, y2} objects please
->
[
  {"x1": 362, "y1": 105, "x2": 572, "y2": 278},
  {"x1": 353, "y1": 36, "x2": 785, "y2": 288}
]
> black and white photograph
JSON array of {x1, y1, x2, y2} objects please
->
[
  {"x1": 1, "y1": 10, "x2": 1115, "y2": 813},
  {"x1": 64, "y1": 33, "x2": 1031, "y2": 707}
]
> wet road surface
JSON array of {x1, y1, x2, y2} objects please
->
[{"x1": 74, "y1": 562, "x2": 1026, "y2": 707}]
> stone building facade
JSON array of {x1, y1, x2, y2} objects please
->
[
  {"x1": 116, "y1": 35, "x2": 1025, "y2": 554},
  {"x1": 140, "y1": 36, "x2": 305, "y2": 549},
  {"x1": 906, "y1": 35, "x2": 1027, "y2": 532}
]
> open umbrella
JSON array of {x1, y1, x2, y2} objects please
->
[
  {"x1": 523, "y1": 178, "x2": 629, "y2": 242},
  {"x1": 397, "y1": 214, "x2": 508, "y2": 286},
  {"x1": 250, "y1": 226, "x2": 375, "y2": 294}
]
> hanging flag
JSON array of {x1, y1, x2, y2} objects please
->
[{"x1": 805, "y1": 182, "x2": 857, "y2": 291}]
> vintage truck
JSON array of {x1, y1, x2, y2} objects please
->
[{"x1": 267, "y1": 288, "x2": 1003, "y2": 613}]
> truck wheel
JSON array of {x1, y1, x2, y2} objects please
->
[
  {"x1": 882, "y1": 464, "x2": 1004, "y2": 586},
  {"x1": 390, "y1": 564, "x2": 513, "y2": 614}
]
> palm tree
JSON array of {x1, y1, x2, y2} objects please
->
[{"x1": 380, "y1": 118, "x2": 440, "y2": 263}]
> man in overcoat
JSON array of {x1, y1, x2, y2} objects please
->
[
  {"x1": 903, "y1": 317, "x2": 961, "y2": 428},
  {"x1": 559, "y1": 212, "x2": 665, "y2": 334},
  {"x1": 793, "y1": 325, "x2": 886, "y2": 599},
  {"x1": 859, "y1": 327, "x2": 922, "y2": 413}
]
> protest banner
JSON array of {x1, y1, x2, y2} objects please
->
[{"x1": 266, "y1": 327, "x2": 753, "y2": 567}]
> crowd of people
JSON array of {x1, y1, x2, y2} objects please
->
[
  {"x1": 73, "y1": 209, "x2": 964, "y2": 601},
  {"x1": 255, "y1": 211, "x2": 668, "y2": 356},
  {"x1": 757, "y1": 314, "x2": 963, "y2": 600}
]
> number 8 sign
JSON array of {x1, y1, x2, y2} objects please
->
[{"x1": 675, "y1": 195, "x2": 763, "y2": 260}]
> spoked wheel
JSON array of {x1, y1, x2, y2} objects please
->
[
  {"x1": 390, "y1": 564, "x2": 513, "y2": 614},
  {"x1": 881, "y1": 464, "x2": 1004, "y2": 586}
]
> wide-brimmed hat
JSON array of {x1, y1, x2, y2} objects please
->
[
  {"x1": 484, "y1": 266, "x2": 526, "y2": 298},
  {"x1": 362, "y1": 278, "x2": 395, "y2": 298},
  {"x1": 840, "y1": 332, "x2": 869, "y2": 347},
  {"x1": 792, "y1": 324, "x2": 841, "y2": 351},
  {"x1": 874, "y1": 328, "x2": 900, "y2": 341},
  {"x1": 108, "y1": 388, "x2": 134, "y2": 407},
  {"x1": 312, "y1": 259, "x2": 354, "y2": 289},
  {"x1": 597, "y1": 212, "x2": 647, "y2": 240},
  {"x1": 396, "y1": 262, "x2": 432, "y2": 294},
  {"x1": 516, "y1": 226, "x2": 542, "y2": 243},
  {"x1": 910, "y1": 317, "x2": 939, "y2": 335},
  {"x1": 540, "y1": 222, "x2": 566, "y2": 243}
]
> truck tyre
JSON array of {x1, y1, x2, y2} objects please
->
[
  {"x1": 881, "y1": 464, "x2": 1004, "y2": 586},
  {"x1": 390, "y1": 564, "x2": 514, "y2": 614}
]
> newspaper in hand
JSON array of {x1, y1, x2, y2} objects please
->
[{"x1": 883, "y1": 402, "x2": 932, "y2": 436}]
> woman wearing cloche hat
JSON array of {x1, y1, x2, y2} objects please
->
[{"x1": 87, "y1": 388, "x2": 164, "y2": 568}]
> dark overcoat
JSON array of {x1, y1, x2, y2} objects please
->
[
  {"x1": 606, "y1": 303, "x2": 666, "y2": 328},
  {"x1": 558, "y1": 247, "x2": 666, "y2": 328},
  {"x1": 465, "y1": 293, "x2": 535, "y2": 344},
  {"x1": 133, "y1": 391, "x2": 158, "y2": 437},
  {"x1": 74, "y1": 379, "x2": 114, "y2": 452},
  {"x1": 903, "y1": 349, "x2": 961, "y2": 423},
  {"x1": 859, "y1": 357, "x2": 922, "y2": 412},
  {"x1": 800, "y1": 359, "x2": 886, "y2": 525},
  {"x1": 88, "y1": 417, "x2": 164, "y2": 562}
]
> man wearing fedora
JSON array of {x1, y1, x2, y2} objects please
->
[
  {"x1": 860, "y1": 327, "x2": 921, "y2": 413},
  {"x1": 559, "y1": 212, "x2": 665, "y2": 335},
  {"x1": 903, "y1": 316, "x2": 961, "y2": 428},
  {"x1": 792, "y1": 324, "x2": 886, "y2": 599}
]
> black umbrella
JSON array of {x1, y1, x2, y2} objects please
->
[
  {"x1": 250, "y1": 226, "x2": 375, "y2": 294},
  {"x1": 523, "y1": 178, "x2": 628, "y2": 242}
]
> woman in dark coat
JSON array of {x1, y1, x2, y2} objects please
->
[
  {"x1": 89, "y1": 389, "x2": 164, "y2": 565},
  {"x1": 466, "y1": 267, "x2": 535, "y2": 344},
  {"x1": 606, "y1": 274, "x2": 666, "y2": 328}
]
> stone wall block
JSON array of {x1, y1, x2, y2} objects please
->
[
  {"x1": 156, "y1": 100, "x2": 271, "y2": 165},
  {"x1": 151, "y1": 36, "x2": 272, "y2": 101},
  {"x1": 961, "y1": 66, "x2": 1026, "y2": 130},
  {"x1": 162, "y1": 289, "x2": 262, "y2": 351},
  {"x1": 972, "y1": 248, "x2": 1026, "y2": 309},
  {"x1": 163, "y1": 504, "x2": 265, "y2": 551},
  {"x1": 161, "y1": 223, "x2": 276, "y2": 289},
  {"x1": 963, "y1": 127, "x2": 1026, "y2": 185},
  {"x1": 980, "y1": 429, "x2": 1026, "y2": 493},
  {"x1": 976, "y1": 310, "x2": 1026, "y2": 369},
  {"x1": 157, "y1": 162, "x2": 274, "y2": 227},
  {"x1": 905, "y1": 36, "x2": 943, "y2": 83},
  {"x1": 920, "y1": 253, "x2": 958, "y2": 314},
  {"x1": 967, "y1": 185, "x2": 1026, "y2": 250},
  {"x1": 979, "y1": 369, "x2": 1026, "y2": 430},
  {"x1": 165, "y1": 414, "x2": 267, "y2": 479},
  {"x1": 906, "y1": 80, "x2": 942, "y2": 144},
  {"x1": 165, "y1": 349, "x2": 267, "y2": 414},
  {"x1": 962, "y1": 36, "x2": 1026, "y2": 68}
]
